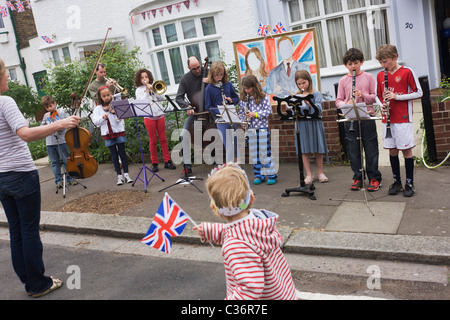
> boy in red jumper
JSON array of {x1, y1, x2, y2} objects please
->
[
  {"x1": 194, "y1": 163, "x2": 297, "y2": 300},
  {"x1": 375, "y1": 44, "x2": 423, "y2": 197}
]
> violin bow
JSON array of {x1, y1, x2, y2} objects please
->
[{"x1": 73, "y1": 27, "x2": 112, "y2": 116}]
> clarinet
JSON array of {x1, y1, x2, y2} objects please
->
[
  {"x1": 348, "y1": 70, "x2": 356, "y2": 132},
  {"x1": 384, "y1": 68, "x2": 393, "y2": 139},
  {"x1": 244, "y1": 93, "x2": 250, "y2": 147}
]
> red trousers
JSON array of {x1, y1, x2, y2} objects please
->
[{"x1": 144, "y1": 117, "x2": 171, "y2": 164}]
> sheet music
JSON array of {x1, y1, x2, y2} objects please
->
[
  {"x1": 340, "y1": 103, "x2": 373, "y2": 121},
  {"x1": 214, "y1": 105, "x2": 244, "y2": 124}
]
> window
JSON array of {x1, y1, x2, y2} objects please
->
[
  {"x1": 51, "y1": 49, "x2": 61, "y2": 63},
  {"x1": 288, "y1": 0, "x2": 389, "y2": 69},
  {"x1": 145, "y1": 16, "x2": 220, "y2": 86},
  {"x1": 62, "y1": 47, "x2": 71, "y2": 61},
  {"x1": 8, "y1": 68, "x2": 17, "y2": 81}
]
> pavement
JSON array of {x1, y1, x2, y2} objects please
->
[{"x1": 0, "y1": 158, "x2": 449, "y2": 265}]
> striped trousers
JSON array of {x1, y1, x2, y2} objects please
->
[{"x1": 248, "y1": 128, "x2": 277, "y2": 180}]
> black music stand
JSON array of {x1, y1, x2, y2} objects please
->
[
  {"x1": 112, "y1": 99, "x2": 165, "y2": 193},
  {"x1": 274, "y1": 94, "x2": 321, "y2": 200},
  {"x1": 158, "y1": 96, "x2": 203, "y2": 193}
]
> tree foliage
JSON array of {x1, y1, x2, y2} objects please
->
[{"x1": 43, "y1": 42, "x2": 146, "y2": 111}]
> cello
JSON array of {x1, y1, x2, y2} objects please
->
[{"x1": 65, "y1": 28, "x2": 112, "y2": 179}]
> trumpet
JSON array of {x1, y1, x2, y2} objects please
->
[{"x1": 105, "y1": 76, "x2": 128, "y2": 96}]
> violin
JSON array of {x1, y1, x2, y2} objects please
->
[{"x1": 65, "y1": 28, "x2": 112, "y2": 179}]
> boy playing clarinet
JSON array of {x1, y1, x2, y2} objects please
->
[{"x1": 375, "y1": 44, "x2": 423, "y2": 197}]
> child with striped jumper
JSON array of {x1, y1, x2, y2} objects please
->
[
  {"x1": 194, "y1": 163, "x2": 297, "y2": 300},
  {"x1": 238, "y1": 75, "x2": 277, "y2": 185}
]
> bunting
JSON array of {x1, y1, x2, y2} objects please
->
[
  {"x1": 4, "y1": 0, "x2": 31, "y2": 13},
  {"x1": 131, "y1": 0, "x2": 198, "y2": 23}
]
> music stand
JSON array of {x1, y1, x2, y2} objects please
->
[
  {"x1": 332, "y1": 102, "x2": 383, "y2": 216},
  {"x1": 112, "y1": 99, "x2": 165, "y2": 193},
  {"x1": 157, "y1": 96, "x2": 203, "y2": 193},
  {"x1": 274, "y1": 94, "x2": 321, "y2": 200}
]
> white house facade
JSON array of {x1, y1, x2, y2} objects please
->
[{"x1": 0, "y1": 0, "x2": 448, "y2": 100}]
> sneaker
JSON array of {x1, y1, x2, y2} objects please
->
[
  {"x1": 267, "y1": 178, "x2": 277, "y2": 185},
  {"x1": 388, "y1": 180, "x2": 403, "y2": 195},
  {"x1": 117, "y1": 175, "x2": 124, "y2": 186},
  {"x1": 253, "y1": 178, "x2": 264, "y2": 185},
  {"x1": 403, "y1": 183, "x2": 415, "y2": 197},
  {"x1": 124, "y1": 173, "x2": 133, "y2": 184},
  {"x1": 151, "y1": 163, "x2": 159, "y2": 172},
  {"x1": 180, "y1": 168, "x2": 192, "y2": 178},
  {"x1": 32, "y1": 277, "x2": 63, "y2": 298},
  {"x1": 351, "y1": 179, "x2": 362, "y2": 190},
  {"x1": 69, "y1": 179, "x2": 78, "y2": 186},
  {"x1": 367, "y1": 179, "x2": 380, "y2": 192},
  {"x1": 164, "y1": 160, "x2": 176, "y2": 170},
  {"x1": 56, "y1": 181, "x2": 63, "y2": 189}
]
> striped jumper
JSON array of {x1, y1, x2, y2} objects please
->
[{"x1": 200, "y1": 209, "x2": 297, "y2": 300}]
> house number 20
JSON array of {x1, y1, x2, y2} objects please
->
[{"x1": 405, "y1": 22, "x2": 414, "y2": 29}]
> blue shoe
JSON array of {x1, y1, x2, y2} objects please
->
[
  {"x1": 267, "y1": 178, "x2": 277, "y2": 185},
  {"x1": 253, "y1": 178, "x2": 263, "y2": 185}
]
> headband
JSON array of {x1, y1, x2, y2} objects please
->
[{"x1": 209, "y1": 163, "x2": 251, "y2": 217}]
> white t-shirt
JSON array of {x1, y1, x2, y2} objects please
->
[{"x1": 0, "y1": 96, "x2": 36, "y2": 172}]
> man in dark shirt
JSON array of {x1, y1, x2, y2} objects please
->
[{"x1": 175, "y1": 57, "x2": 207, "y2": 176}]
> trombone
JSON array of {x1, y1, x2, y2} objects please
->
[
  {"x1": 105, "y1": 76, "x2": 128, "y2": 96},
  {"x1": 145, "y1": 80, "x2": 167, "y2": 95}
]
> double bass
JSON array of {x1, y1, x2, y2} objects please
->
[
  {"x1": 65, "y1": 28, "x2": 112, "y2": 179},
  {"x1": 188, "y1": 57, "x2": 217, "y2": 147}
]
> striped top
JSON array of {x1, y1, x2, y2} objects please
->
[
  {"x1": 0, "y1": 96, "x2": 36, "y2": 172},
  {"x1": 200, "y1": 209, "x2": 297, "y2": 300}
]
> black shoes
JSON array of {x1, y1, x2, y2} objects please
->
[
  {"x1": 388, "y1": 180, "x2": 403, "y2": 195},
  {"x1": 403, "y1": 183, "x2": 415, "y2": 197},
  {"x1": 151, "y1": 163, "x2": 159, "y2": 172},
  {"x1": 180, "y1": 168, "x2": 192, "y2": 178},
  {"x1": 389, "y1": 180, "x2": 414, "y2": 197},
  {"x1": 164, "y1": 160, "x2": 176, "y2": 170}
]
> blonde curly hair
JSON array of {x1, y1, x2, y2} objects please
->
[{"x1": 206, "y1": 163, "x2": 251, "y2": 218}]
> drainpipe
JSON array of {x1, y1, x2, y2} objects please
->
[{"x1": 8, "y1": 7, "x2": 29, "y2": 87}]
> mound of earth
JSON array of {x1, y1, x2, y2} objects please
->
[{"x1": 58, "y1": 190, "x2": 148, "y2": 215}]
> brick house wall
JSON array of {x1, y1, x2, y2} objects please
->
[
  {"x1": 432, "y1": 101, "x2": 450, "y2": 162},
  {"x1": 268, "y1": 101, "x2": 342, "y2": 163}
]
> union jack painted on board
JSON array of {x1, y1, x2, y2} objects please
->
[
  {"x1": 272, "y1": 22, "x2": 286, "y2": 34},
  {"x1": 141, "y1": 193, "x2": 188, "y2": 254},
  {"x1": 257, "y1": 23, "x2": 269, "y2": 37}
]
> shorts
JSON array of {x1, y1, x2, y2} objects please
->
[{"x1": 382, "y1": 122, "x2": 415, "y2": 150}]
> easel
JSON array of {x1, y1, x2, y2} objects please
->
[
  {"x1": 112, "y1": 99, "x2": 165, "y2": 193},
  {"x1": 332, "y1": 102, "x2": 383, "y2": 216},
  {"x1": 158, "y1": 96, "x2": 203, "y2": 193},
  {"x1": 274, "y1": 94, "x2": 321, "y2": 200}
]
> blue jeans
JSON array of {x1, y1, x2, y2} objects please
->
[
  {"x1": 0, "y1": 170, "x2": 52, "y2": 294},
  {"x1": 47, "y1": 143, "x2": 72, "y2": 184},
  {"x1": 345, "y1": 120, "x2": 382, "y2": 181}
]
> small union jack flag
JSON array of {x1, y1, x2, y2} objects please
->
[
  {"x1": 16, "y1": 1, "x2": 25, "y2": 13},
  {"x1": 1, "y1": 6, "x2": 8, "y2": 17},
  {"x1": 6, "y1": 1, "x2": 15, "y2": 11},
  {"x1": 141, "y1": 193, "x2": 189, "y2": 254},
  {"x1": 42, "y1": 36, "x2": 54, "y2": 44},
  {"x1": 25, "y1": 0, "x2": 31, "y2": 9},
  {"x1": 257, "y1": 23, "x2": 269, "y2": 37},
  {"x1": 273, "y1": 21, "x2": 287, "y2": 34}
]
